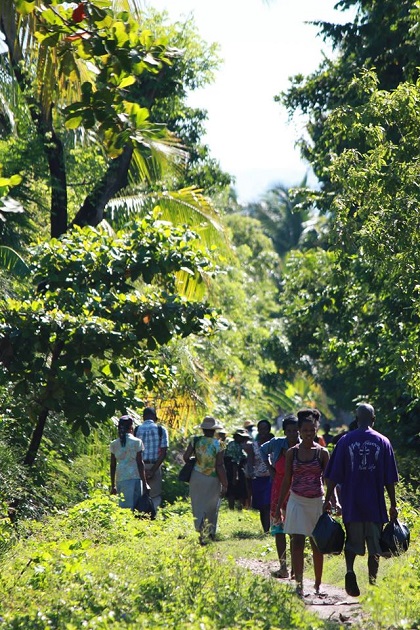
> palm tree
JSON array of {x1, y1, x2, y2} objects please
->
[
  {"x1": 244, "y1": 179, "x2": 311, "y2": 257},
  {"x1": 0, "y1": 1, "x2": 226, "y2": 245}
]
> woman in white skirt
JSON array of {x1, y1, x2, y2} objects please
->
[
  {"x1": 274, "y1": 408, "x2": 329, "y2": 596},
  {"x1": 183, "y1": 416, "x2": 228, "y2": 544}
]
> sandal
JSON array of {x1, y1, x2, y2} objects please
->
[
  {"x1": 271, "y1": 566, "x2": 289, "y2": 579},
  {"x1": 345, "y1": 571, "x2": 360, "y2": 597},
  {"x1": 295, "y1": 583, "x2": 304, "y2": 598}
]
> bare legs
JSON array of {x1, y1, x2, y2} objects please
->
[
  {"x1": 368, "y1": 554, "x2": 379, "y2": 584},
  {"x1": 260, "y1": 505, "x2": 271, "y2": 533},
  {"x1": 274, "y1": 532, "x2": 293, "y2": 578},
  {"x1": 291, "y1": 534, "x2": 324, "y2": 594},
  {"x1": 310, "y1": 537, "x2": 324, "y2": 592}
]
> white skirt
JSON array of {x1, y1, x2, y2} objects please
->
[{"x1": 284, "y1": 490, "x2": 323, "y2": 537}]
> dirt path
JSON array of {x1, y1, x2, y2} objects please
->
[{"x1": 236, "y1": 558, "x2": 367, "y2": 627}]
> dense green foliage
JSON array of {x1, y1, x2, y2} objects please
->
[
  {"x1": 0, "y1": 218, "x2": 224, "y2": 468},
  {"x1": 0, "y1": 8, "x2": 420, "y2": 626},
  {"x1": 265, "y1": 1, "x2": 420, "y2": 455},
  {"x1": 0, "y1": 1, "x2": 230, "y2": 241}
]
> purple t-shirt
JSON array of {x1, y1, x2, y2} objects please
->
[{"x1": 325, "y1": 427, "x2": 398, "y2": 524}]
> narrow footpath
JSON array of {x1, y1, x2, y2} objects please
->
[{"x1": 236, "y1": 557, "x2": 367, "y2": 628}]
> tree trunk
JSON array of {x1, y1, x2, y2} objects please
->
[
  {"x1": 23, "y1": 340, "x2": 65, "y2": 468},
  {"x1": 46, "y1": 128, "x2": 68, "y2": 238},
  {"x1": 71, "y1": 145, "x2": 133, "y2": 228},
  {"x1": 23, "y1": 406, "x2": 50, "y2": 468}
]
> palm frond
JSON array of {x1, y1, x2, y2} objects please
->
[
  {"x1": 0, "y1": 246, "x2": 30, "y2": 277},
  {"x1": 107, "y1": 188, "x2": 225, "y2": 238}
]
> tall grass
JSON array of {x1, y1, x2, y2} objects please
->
[
  {"x1": 0, "y1": 490, "x2": 418, "y2": 629},
  {"x1": 0, "y1": 495, "x2": 322, "y2": 629}
]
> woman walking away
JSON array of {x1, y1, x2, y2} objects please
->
[
  {"x1": 183, "y1": 416, "x2": 228, "y2": 544},
  {"x1": 261, "y1": 414, "x2": 300, "y2": 578},
  {"x1": 275, "y1": 408, "x2": 329, "y2": 596},
  {"x1": 110, "y1": 415, "x2": 149, "y2": 510},
  {"x1": 224, "y1": 428, "x2": 249, "y2": 510},
  {"x1": 245, "y1": 420, "x2": 273, "y2": 533}
]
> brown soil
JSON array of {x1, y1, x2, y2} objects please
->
[{"x1": 236, "y1": 557, "x2": 368, "y2": 628}]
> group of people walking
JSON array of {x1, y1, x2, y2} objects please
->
[
  {"x1": 110, "y1": 406, "x2": 169, "y2": 513},
  {"x1": 110, "y1": 402, "x2": 399, "y2": 599}
]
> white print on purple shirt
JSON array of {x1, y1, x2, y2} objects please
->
[{"x1": 348, "y1": 441, "x2": 381, "y2": 471}]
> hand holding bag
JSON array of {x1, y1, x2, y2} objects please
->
[
  {"x1": 380, "y1": 519, "x2": 410, "y2": 556},
  {"x1": 178, "y1": 456, "x2": 196, "y2": 482},
  {"x1": 312, "y1": 512, "x2": 345, "y2": 554},
  {"x1": 178, "y1": 436, "x2": 199, "y2": 482}
]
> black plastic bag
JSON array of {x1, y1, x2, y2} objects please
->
[
  {"x1": 380, "y1": 519, "x2": 410, "y2": 556},
  {"x1": 134, "y1": 492, "x2": 156, "y2": 520},
  {"x1": 312, "y1": 512, "x2": 345, "y2": 554},
  {"x1": 178, "y1": 457, "x2": 196, "y2": 483}
]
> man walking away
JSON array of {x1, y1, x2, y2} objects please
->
[
  {"x1": 323, "y1": 403, "x2": 398, "y2": 597},
  {"x1": 134, "y1": 407, "x2": 169, "y2": 512}
]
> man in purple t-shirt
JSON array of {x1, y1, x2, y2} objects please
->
[{"x1": 323, "y1": 403, "x2": 398, "y2": 597}]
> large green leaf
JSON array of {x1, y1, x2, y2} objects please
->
[{"x1": 0, "y1": 246, "x2": 30, "y2": 277}]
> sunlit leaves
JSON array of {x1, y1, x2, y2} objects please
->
[{"x1": 0, "y1": 218, "x2": 221, "y2": 443}]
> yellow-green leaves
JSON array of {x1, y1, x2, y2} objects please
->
[{"x1": 15, "y1": 0, "x2": 36, "y2": 16}]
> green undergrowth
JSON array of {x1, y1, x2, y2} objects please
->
[
  {"x1": 0, "y1": 495, "x2": 322, "y2": 630},
  {"x1": 0, "y1": 494, "x2": 419, "y2": 629},
  {"x1": 322, "y1": 496, "x2": 420, "y2": 629}
]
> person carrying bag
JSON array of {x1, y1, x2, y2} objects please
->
[{"x1": 182, "y1": 416, "x2": 228, "y2": 544}]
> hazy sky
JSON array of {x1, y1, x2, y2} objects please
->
[{"x1": 147, "y1": 0, "x2": 352, "y2": 203}]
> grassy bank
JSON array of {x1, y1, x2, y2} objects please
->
[{"x1": 0, "y1": 494, "x2": 418, "y2": 629}]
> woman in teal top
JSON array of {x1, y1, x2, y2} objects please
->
[{"x1": 183, "y1": 416, "x2": 228, "y2": 544}]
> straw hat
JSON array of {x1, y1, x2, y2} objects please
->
[
  {"x1": 233, "y1": 428, "x2": 250, "y2": 439},
  {"x1": 200, "y1": 416, "x2": 222, "y2": 430}
]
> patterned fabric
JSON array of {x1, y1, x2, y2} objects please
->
[
  {"x1": 290, "y1": 445, "x2": 324, "y2": 499},
  {"x1": 191, "y1": 435, "x2": 221, "y2": 477},
  {"x1": 135, "y1": 419, "x2": 169, "y2": 462},
  {"x1": 110, "y1": 434, "x2": 144, "y2": 483},
  {"x1": 251, "y1": 441, "x2": 270, "y2": 478},
  {"x1": 225, "y1": 440, "x2": 246, "y2": 465}
]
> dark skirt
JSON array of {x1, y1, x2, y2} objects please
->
[
  {"x1": 224, "y1": 458, "x2": 247, "y2": 500},
  {"x1": 251, "y1": 476, "x2": 272, "y2": 510}
]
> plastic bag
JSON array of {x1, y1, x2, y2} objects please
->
[
  {"x1": 380, "y1": 519, "x2": 410, "y2": 556},
  {"x1": 134, "y1": 492, "x2": 157, "y2": 520},
  {"x1": 312, "y1": 512, "x2": 345, "y2": 554}
]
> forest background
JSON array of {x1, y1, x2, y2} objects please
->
[{"x1": 0, "y1": 1, "x2": 419, "y2": 628}]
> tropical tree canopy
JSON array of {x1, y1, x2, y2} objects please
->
[
  {"x1": 0, "y1": 216, "x2": 226, "y2": 467},
  {"x1": 0, "y1": 1, "x2": 230, "y2": 242},
  {"x1": 271, "y1": 0, "x2": 420, "y2": 448}
]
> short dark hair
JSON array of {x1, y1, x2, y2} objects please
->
[
  {"x1": 257, "y1": 419, "x2": 272, "y2": 431},
  {"x1": 282, "y1": 414, "x2": 298, "y2": 431},
  {"x1": 143, "y1": 406, "x2": 157, "y2": 420}
]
